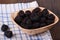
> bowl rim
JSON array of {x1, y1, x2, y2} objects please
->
[{"x1": 10, "y1": 7, "x2": 59, "y2": 31}]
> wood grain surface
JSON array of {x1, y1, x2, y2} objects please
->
[{"x1": 0, "y1": 0, "x2": 60, "y2": 40}]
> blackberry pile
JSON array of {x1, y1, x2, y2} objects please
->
[{"x1": 14, "y1": 7, "x2": 55, "y2": 29}]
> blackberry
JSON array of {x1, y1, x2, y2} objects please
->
[
  {"x1": 40, "y1": 23, "x2": 46, "y2": 27},
  {"x1": 47, "y1": 14, "x2": 55, "y2": 20},
  {"x1": 38, "y1": 12, "x2": 42, "y2": 17},
  {"x1": 14, "y1": 15, "x2": 23, "y2": 25},
  {"x1": 46, "y1": 20, "x2": 54, "y2": 25},
  {"x1": 21, "y1": 21, "x2": 32, "y2": 29},
  {"x1": 26, "y1": 19, "x2": 32, "y2": 25},
  {"x1": 40, "y1": 17, "x2": 46, "y2": 23},
  {"x1": 20, "y1": 23, "x2": 26, "y2": 28},
  {"x1": 22, "y1": 17, "x2": 32, "y2": 24},
  {"x1": 32, "y1": 7, "x2": 41, "y2": 13},
  {"x1": 21, "y1": 17, "x2": 33, "y2": 29},
  {"x1": 30, "y1": 13, "x2": 40, "y2": 22},
  {"x1": 1, "y1": 24, "x2": 9, "y2": 32},
  {"x1": 32, "y1": 22, "x2": 40, "y2": 29},
  {"x1": 18, "y1": 10, "x2": 26, "y2": 18},
  {"x1": 25, "y1": 10, "x2": 31, "y2": 17},
  {"x1": 18, "y1": 10, "x2": 24, "y2": 16},
  {"x1": 4, "y1": 31, "x2": 13, "y2": 38},
  {"x1": 34, "y1": 11, "x2": 42, "y2": 17},
  {"x1": 41, "y1": 9, "x2": 49, "y2": 17},
  {"x1": 25, "y1": 24, "x2": 32, "y2": 29}
]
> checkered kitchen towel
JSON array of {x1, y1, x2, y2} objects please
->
[{"x1": 0, "y1": 1, "x2": 52, "y2": 40}]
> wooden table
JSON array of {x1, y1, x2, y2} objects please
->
[{"x1": 0, "y1": 0, "x2": 60, "y2": 40}]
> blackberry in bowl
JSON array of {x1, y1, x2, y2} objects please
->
[{"x1": 11, "y1": 7, "x2": 59, "y2": 35}]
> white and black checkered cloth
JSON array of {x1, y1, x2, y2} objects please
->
[{"x1": 0, "y1": 1, "x2": 52, "y2": 40}]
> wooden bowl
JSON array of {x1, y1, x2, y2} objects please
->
[{"x1": 11, "y1": 7, "x2": 59, "y2": 35}]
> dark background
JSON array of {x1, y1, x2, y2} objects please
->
[{"x1": 0, "y1": 0, "x2": 60, "y2": 40}]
